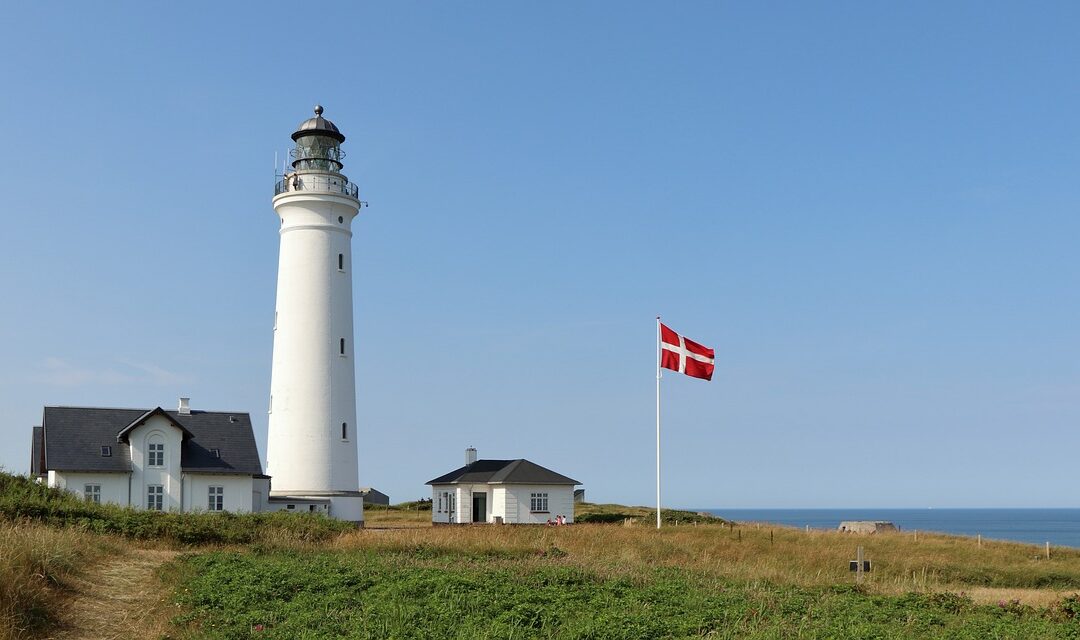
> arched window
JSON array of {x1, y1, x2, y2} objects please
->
[{"x1": 148, "y1": 435, "x2": 165, "y2": 467}]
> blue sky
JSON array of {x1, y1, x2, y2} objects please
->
[{"x1": 1, "y1": 2, "x2": 1078, "y2": 508}]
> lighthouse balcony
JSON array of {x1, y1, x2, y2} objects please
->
[{"x1": 275, "y1": 173, "x2": 359, "y2": 199}]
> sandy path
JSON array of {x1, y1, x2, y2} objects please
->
[{"x1": 46, "y1": 548, "x2": 179, "y2": 640}]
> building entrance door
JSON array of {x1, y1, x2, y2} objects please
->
[{"x1": 472, "y1": 492, "x2": 487, "y2": 523}]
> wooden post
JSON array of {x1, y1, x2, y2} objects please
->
[
  {"x1": 978, "y1": 534, "x2": 981, "y2": 548},
  {"x1": 770, "y1": 530, "x2": 774, "y2": 544},
  {"x1": 856, "y1": 546, "x2": 864, "y2": 584},
  {"x1": 914, "y1": 529, "x2": 918, "y2": 543},
  {"x1": 737, "y1": 529, "x2": 741, "y2": 542},
  {"x1": 1046, "y1": 542, "x2": 1051, "y2": 559}
]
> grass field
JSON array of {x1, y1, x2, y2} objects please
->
[
  {"x1": 169, "y1": 526, "x2": 1080, "y2": 639},
  {"x1": 4, "y1": 473, "x2": 1080, "y2": 639},
  {"x1": 168, "y1": 516, "x2": 1080, "y2": 638}
]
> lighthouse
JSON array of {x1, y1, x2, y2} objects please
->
[{"x1": 265, "y1": 106, "x2": 364, "y2": 524}]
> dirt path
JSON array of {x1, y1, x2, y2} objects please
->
[{"x1": 46, "y1": 548, "x2": 180, "y2": 640}]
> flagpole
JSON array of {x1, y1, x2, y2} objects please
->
[{"x1": 656, "y1": 315, "x2": 662, "y2": 530}]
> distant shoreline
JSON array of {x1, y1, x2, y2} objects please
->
[{"x1": 694, "y1": 507, "x2": 1080, "y2": 549}]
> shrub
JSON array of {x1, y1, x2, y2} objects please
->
[{"x1": 0, "y1": 471, "x2": 353, "y2": 546}]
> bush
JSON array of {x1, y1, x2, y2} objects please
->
[
  {"x1": 576, "y1": 512, "x2": 632, "y2": 524},
  {"x1": 0, "y1": 471, "x2": 354, "y2": 546}
]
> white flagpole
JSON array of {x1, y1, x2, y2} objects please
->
[{"x1": 656, "y1": 315, "x2": 662, "y2": 530}]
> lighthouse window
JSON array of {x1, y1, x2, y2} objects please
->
[
  {"x1": 342, "y1": 422, "x2": 348, "y2": 440},
  {"x1": 340, "y1": 338, "x2": 346, "y2": 356},
  {"x1": 338, "y1": 253, "x2": 344, "y2": 271},
  {"x1": 338, "y1": 216, "x2": 344, "y2": 223}
]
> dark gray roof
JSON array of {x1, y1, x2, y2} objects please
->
[
  {"x1": 43, "y1": 407, "x2": 137, "y2": 472},
  {"x1": 292, "y1": 105, "x2": 345, "y2": 143},
  {"x1": 427, "y1": 459, "x2": 579, "y2": 486},
  {"x1": 116, "y1": 407, "x2": 194, "y2": 442},
  {"x1": 40, "y1": 406, "x2": 263, "y2": 476},
  {"x1": 31, "y1": 426, "x2": 44, "y2": 476}
]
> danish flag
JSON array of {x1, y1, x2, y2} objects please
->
[{"x1": 660, "y1": 323, "x2": 715, "y2": 381}]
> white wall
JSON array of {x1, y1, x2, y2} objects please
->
[
  {"x1": 127, "y1": 415, "x2": 183, "y2": 511},
  {"x1": 266, "y1": 187, "x2": 361, "y2": 501},
  {"x1": 49, "y1": 472, "x2": 130, "y2": 506},
  {"x1": 252, "y1": 477, "x2": 271, "y2": 512},
  {"x1": 183, "y1": 474, "x2": 254, "y2": 513},
  {"x1": 491, "y1": 487, "x2": 506, "y2": 521},
  {"x1": 502, "y1": 485, "x2": 575, "y2": 524},
  {"x1": 431, "y1": 486, "x2": 450, "y2": 524}
]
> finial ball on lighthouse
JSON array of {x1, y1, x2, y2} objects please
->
[{"x1": 314, "y1": 104, "x2": 324, "y2": 116}]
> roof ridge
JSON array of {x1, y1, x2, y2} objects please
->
[
  {"x1": 165, "y1": 410, "x2": 252, "y2": 415},
  {"x1": 45, "y1": 405, "x2": 149, "y2": 411}
]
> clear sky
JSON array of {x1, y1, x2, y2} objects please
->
[{"x1": 2, "y1": 2, "x2": 1078, "y2": 508}]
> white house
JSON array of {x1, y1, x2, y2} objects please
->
[
  {"x1": 30, "y1": 400, "x2": 267, "y2": 513},
  {"x1": 427, "y1": 448, "x2": 579, "y2": 525}
]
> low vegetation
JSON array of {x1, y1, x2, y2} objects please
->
[
  {"x1": 0, "y1": 520, "x2": 112, "y2": 640},
  {"x1": 575, "y1": 501, "x2": 724, "y2": 525},
  {"x1": 170, "y1": 541, "x2": 1080, "y2": 638},
  {"x1": 5, "y1": 472, "x2": 1080, "y2": 638},
  {"x1": 0, "y1": 471, "x2": 354, "y2": 546}
]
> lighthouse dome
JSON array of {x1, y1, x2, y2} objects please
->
[{"x1": 292, "y1": 105, "x2": 345, "y2": 143}]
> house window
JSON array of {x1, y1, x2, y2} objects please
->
[
  {"x1": 208, "y1": 486, "x2": 224, "y2": 511},
  {"x1": 437, "y1": 492, "x2": 444, "y2": 513},
  {"x1": 338, "y1": 253, "x2": 344, "y2": 271},
  {"x1": 148, "y1": 442, "x2": 164, "y2": 467},
  {"x1": 340, "y1": 338, "x2": 346, "y2": 356},
  {"x1": 147, "y1": 485, "x2": 164, "y2": 511},
  {"x1": 286, "y1": 504, "x2": 295, "y2": 510},
  {"x1": 100, "y1": 446, "x2": 112, "y2": 457},
  {"x1": 84, "y1": 484, "x2": 101, "y2": 504},
  {"x1": 530, "y1": 492, "x2": 549, "y2": 513},
  {"x1": 341, "y1": 422, "x2": 348, "y2": 440},
  {"x1": 210, "y1": 448, "x2": 221, "y2": 459}
]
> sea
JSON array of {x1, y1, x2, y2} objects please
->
[{"x1": 701, "y1": 509, "x2": 1080, "y2": 549}]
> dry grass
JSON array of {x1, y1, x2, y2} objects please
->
[
  {"x1": 0, "y1": 520, "x2": 111, "y2": 640},
  {"x1": 362, "y1": 504, "x2": 431, "y2": 529},
  {"x1": 332, "y1": 521, "x2": 1080, "y2": 603},
  {"x1": 48, "y1": 548, "x2": 179, "y2": 640}
]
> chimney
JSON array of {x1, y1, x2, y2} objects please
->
[
  {"x1": 178, "y1": 397, "x2": 191, "y2": 415},
  {"x1": 465, "y1": 447, "x2": 477, "y2": 466}
]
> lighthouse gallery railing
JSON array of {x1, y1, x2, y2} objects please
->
[{"x1": 275, "y1": 174, "x2": 359, "y2": 199}]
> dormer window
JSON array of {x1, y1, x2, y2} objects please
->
[
  {"x1": 210, "y1": 448, "x2": 221, "y2": 459},
  {"x1": 100, "y1": 446, "x2": 112, "y2": 457}
]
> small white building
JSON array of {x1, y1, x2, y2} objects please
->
[
  {"x1": 427, "y1": 448, "x2": 579, "y2": 525},
  {"x1": 30, "y1": 401, "x2": 267, "y2": 513}
]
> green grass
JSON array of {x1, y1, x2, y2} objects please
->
[
  {"x1": 0, "y1": 471, "x2": 354, "y2": 545},
  {"x1": 169, "y1": 548, "x2": 1080, "y2": 639},
  {"x1": 575, "y1": 501, "x2": 724, "y2": 525}
]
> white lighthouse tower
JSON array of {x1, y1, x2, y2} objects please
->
[{"x1": 266, "y1": 106, "x2": 364, "y2": 524}]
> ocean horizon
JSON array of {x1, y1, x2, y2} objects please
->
[{"x1": 697, "y1": 508, "x2": 1080, "y2": 549}]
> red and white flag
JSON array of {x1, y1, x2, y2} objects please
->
[{"x1": 660, "y1": 323, "x2": 715, "y2": 381}]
